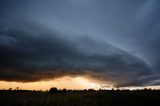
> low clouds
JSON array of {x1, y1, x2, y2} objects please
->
[
  {"x1": 1, "y1": 0, "x2": 160, "y2": 87},
  {"x1": 0, "y1": 22, "x2": 153, "y2": 87}
]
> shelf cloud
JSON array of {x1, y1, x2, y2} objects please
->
[{"x1": 0, "y1": 0, "x2": 160, "y2": 87}]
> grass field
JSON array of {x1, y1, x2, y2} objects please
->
[{"x1": 0, "y1": 90, "x2": 160, "y2": 106}]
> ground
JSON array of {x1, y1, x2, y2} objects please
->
[{"x1": 0, "y1": 90, "x2": 160, "y2": 106}]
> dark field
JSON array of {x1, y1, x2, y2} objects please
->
[{"x1": 0, "y1": 90, "x2": 160, "y2": 106}]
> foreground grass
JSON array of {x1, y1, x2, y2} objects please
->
[{"x1": 0, "y1": 90, "x2": 160, "y2": 106}]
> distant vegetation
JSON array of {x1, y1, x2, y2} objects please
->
[{"x1": 0, "y1": 87, "x2": 160, "y2": 106}]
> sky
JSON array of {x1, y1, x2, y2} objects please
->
[{"x1": 0, "y1": 0, "x2": 160, "y2": 90}]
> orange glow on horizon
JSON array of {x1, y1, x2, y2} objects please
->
[
  {"x1": 0, "y1": 76, "x2": 160, "y2": 90},
  {"x1": 0, "y1": 76, "x2": 102, "y2": 90}
]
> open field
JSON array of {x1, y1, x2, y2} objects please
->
[{"x1": 0, "y1": 90, "x2": 160, "y2": 106}]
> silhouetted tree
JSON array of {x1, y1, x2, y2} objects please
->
[
  {"x1": 62, "y1": 88, "x2": 67, "y2": 93},
  {"x1": 8, "y1": 88, "x2": 12, "y2": 91},
  {"x1": 15, "y1": 87, "x2": 19, "y2": 90},
  {"x1": 49, "y1": 87, "x2": 58, "y2": 93},
  {"x1": 88, "y1": 89, "x2": 94, "y2": 92}
]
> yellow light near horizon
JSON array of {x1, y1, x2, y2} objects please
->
[
  {"x1": 72, "y1": 77, "x2": 101, "y2": 89},
  {"x1": 1, "y1": 76, "x2": 159, "y2": 90},
  {"x1": 0, "y1": 76, "x2": 101, "y2": 90}
]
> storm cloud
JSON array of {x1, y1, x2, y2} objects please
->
[
  {"x1": 0, "y1": 0, "x2": 160, "y2": 87},
  {"x1": 0, "y1": 21, "x2": 152, "y2": 87}
]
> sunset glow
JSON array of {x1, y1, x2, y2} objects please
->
[
  {"x1": 0, "y1": 76, "x2": 102, "y2": 90},
  {"x1": 0, "y1": 0, "x2": 160, "y2": 93},
  {"x1": 0, "y1": 76, "x2": 159, "y2": 91}
]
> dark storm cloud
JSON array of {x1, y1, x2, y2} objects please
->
[
  {"x1": 0, "y1": 21, "x2": 152, "y2": 87},
  {"x1": 0, "y1": 0, "x2": 160, "y2": 87}
]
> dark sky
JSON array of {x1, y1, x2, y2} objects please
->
[{"x1": 0, "y1": 0, "x2": 160, "y2": 87}]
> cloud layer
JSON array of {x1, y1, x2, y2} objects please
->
[
  {"x1": 0, "y1": 21, "x2": 153, "y2": 87},
  {"x1": 0, "y1": 0, "x2": 160, "y2": 87}
]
